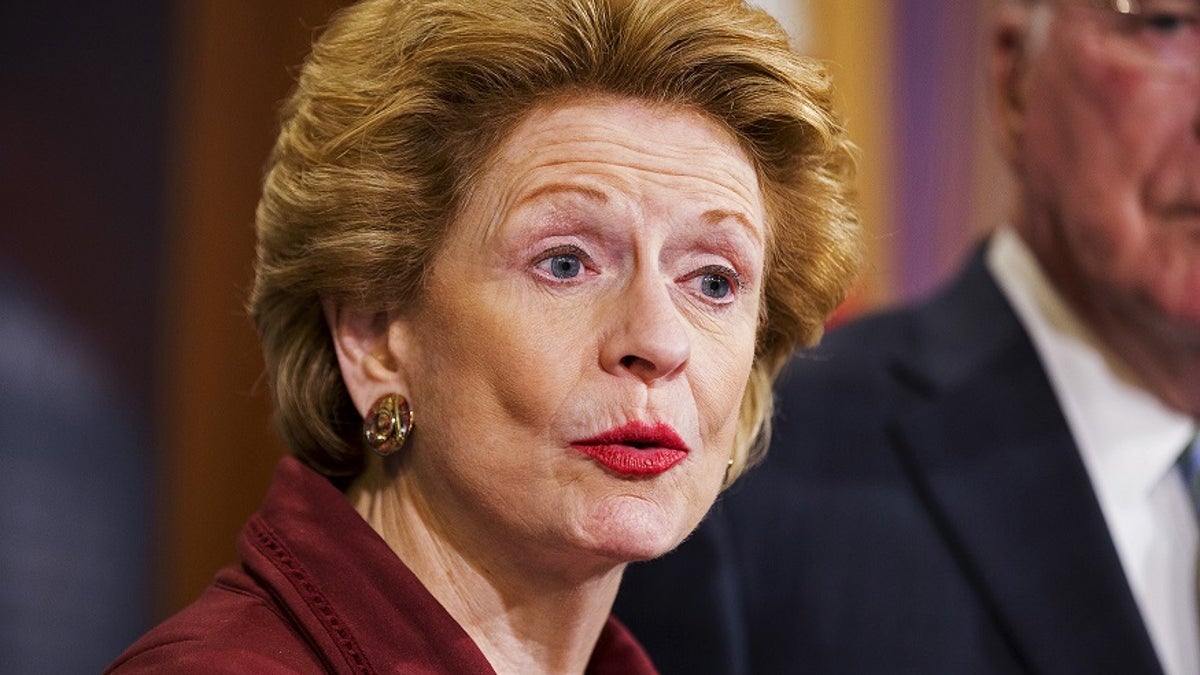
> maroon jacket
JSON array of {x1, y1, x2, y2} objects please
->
[{"x1": 106, "y1": 457, "x2": 658, "y2": 674}]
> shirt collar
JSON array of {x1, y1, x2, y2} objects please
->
[{"x1": 986, "y1": 226, "x2": 1195, "y2": 503}]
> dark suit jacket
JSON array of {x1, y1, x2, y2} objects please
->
[{"x1": 615, "y1": 248, "x2": 1164, "y2": 674}]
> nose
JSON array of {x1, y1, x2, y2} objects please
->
[{"x1": 601, "y1": 273, "x2": 691, "y2": 384}]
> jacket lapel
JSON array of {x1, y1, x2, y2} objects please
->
[{"x1": 888, "y1": 250, "x2": 1162, "y2": 674}]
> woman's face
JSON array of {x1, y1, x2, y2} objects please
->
[{"x1": 393, "y1": 96, "x2": 765, "y2": 574}]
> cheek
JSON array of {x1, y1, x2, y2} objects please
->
[
  {"x1": 1052, "y1": 59, "x2": 1187, "y2": 185},
  {"x1": 418, "y1": 290, "x2": 588, "y2": 433},
  {"x1": 1022, "y1": 65, "x2": 1180, "y2": 254},
  {"x1": 689, "y1": 325, "x2": 757, "y2": 446},
  {"x1": 1024, "y1": 46, "x2": 1149, "y2": 181}
]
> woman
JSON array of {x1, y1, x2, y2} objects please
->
[{"x1": 107, "y1": 0, "x2": 860, "y2": 672}]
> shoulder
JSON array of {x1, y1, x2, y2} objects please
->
[
  {"x1": 756, "y1": 266, "x2": 1008, "y2": 476},
  {"x1": 788, "y1": 306, "x2": 922, "y2": 379},
  {"x1": 771, "y1": 303, "x2": 926, "y2": 422},
  {"x1": 105, "y1": 568, "x2": 327, "y2": 674},
  {"x1": 775, "y1": 251, "x2": 1011, "y2": 404}
]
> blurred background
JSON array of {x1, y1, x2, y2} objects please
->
[{"x1": 0, "y1": 0, "x2": 1008, "y2": 671}]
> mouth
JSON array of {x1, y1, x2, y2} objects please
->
[
  {"x1": 1163, "y1": 204, "x2": 1200, "y2": 221},
  {"x1": 570, "y1": 420, "x2": 690, "y2": 477},
  {"x1": 1165, "y1": 208, "x2": 1200, "y2": 240}
]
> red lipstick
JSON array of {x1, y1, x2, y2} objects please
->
[{"x1": 570, "y1": 421, "x2": 689, "y2": 477}]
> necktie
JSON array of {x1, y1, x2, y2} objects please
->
[
  {"x1": 1180, "y1": 432, "x2": 1200, "y2": 520},
  {"x1": 1180, "y1": 428, "x2": 1200, "y2": 658}
]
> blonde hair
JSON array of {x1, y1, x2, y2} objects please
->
[{"x1": 249, "y1": 0, "x2": 861, "y2": 484}]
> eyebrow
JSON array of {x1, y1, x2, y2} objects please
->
[
  {"x1": 700, "y1": 208, "x2": 764, "y2": 246},
  {"x1": 515, "y1": 182, "x2": 764, "y2": 245},
  {"x1": 513, "y1": 182, "x2": 608, "y2": 210}
]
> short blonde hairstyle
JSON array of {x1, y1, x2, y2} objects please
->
[{"x1": 249, "y1": 0, "x2": 861, "y2": 484}]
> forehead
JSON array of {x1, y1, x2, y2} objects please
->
[{"x1": 475, "y1": 95, "x2": 766, "y2": 228}]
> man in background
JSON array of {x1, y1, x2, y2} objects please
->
[{"x1": 616, "y1": 0, "x2": 1200, "y2": 672}]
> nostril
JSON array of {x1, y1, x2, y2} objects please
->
[{"x1": 620, "y1": 354, "x2": 639, "y2": 369}]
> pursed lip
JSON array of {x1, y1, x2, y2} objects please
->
[
  {"x1": 1162, "y1": 206, "x2": 1200, "y2": 238},
  {"x1": 570, "y1": 420, "x2": 690, "y2": 477},
  {"x1": 1161, "y1": 203, "x2": 1200, "y2": 220}
]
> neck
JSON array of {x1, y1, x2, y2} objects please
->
[
  {"x1": 1010, "y1": 213, "x2": 1200, "y2": 416},
  {"x1": 346, "y1": 464, "x2": 624, "y2": 675},
  {"x1": 1079, "y1": 300, "x2": 1200, "y2": 416}
]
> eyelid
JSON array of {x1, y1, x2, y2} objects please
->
[{"x1": 533, "y1": 243, "x2": 591, "y2": 263}]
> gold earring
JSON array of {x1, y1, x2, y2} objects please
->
[
  {"x1": 722, "y1": 457, "x2": 734, "y2": 487},
  {"x1": 363, "y1": 393, "x2": 414, "y2": 457}
]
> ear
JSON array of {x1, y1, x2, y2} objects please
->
[
  {"x1": 322, "y1": 298, "x2": 411, "y2": 418},
  {"x1": 991, "y1": 3, "x2": 1034, "y2": 168}
]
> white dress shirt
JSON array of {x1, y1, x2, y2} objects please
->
[{"x1": 987, "y1": 227, "x2": 1199, "y2": 675}]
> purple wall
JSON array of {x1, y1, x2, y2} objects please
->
[{"x1": 892, "y1": 0, "x2": 989, "y2": 301}]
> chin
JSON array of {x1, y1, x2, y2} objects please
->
[{"x1": 578, "y1": 493, "x2": 695, "y2": 564}]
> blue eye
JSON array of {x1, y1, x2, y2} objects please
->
[
  {"x1": 700, "y1": 273, "x2": 732, "y2": 299},
  {"x1": 690, "y1": 264, "x2": 741, "y2": 303},
  {"x1": 548, "y1": 254, "x2": 582, "y2": 279},
  {"x1": 535, "y1": 246, "x2": 589, "y2": 281}
]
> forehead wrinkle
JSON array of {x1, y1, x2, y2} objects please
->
[
  {"x1": 515, "y1": 108, "x2": 759, "y2": 198},
  {"x1": 524, "y1": 154, "x2": 763, "y2": 232},
  {"x1": 509, "y1": 155, "x2": 760, "y2": 221},
  {"x1": 480, "y1": 99, "x2": 763, "y2": 241},
  {"x1": 511, "y1": 168, "x2": 763, "y2": 247}
]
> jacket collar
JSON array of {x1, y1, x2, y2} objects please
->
[
  {"x1": 240, "y1": 457, "x2": 657, "y2": 674},
  {"x1": 887, "y1": 245, "x2": 1163, "y2": 674}
]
